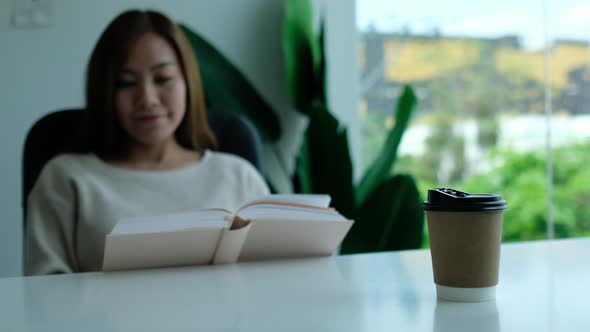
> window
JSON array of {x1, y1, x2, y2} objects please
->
[{"x1": 358, "y1": 0, "x2": 590, "y2": 242}]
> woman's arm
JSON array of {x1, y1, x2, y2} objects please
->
[
  {"x1": 244, "y1": 160, "x2": 270, "y2": 198},
  {"x1": 25, "y1": 157, "x2": 78, "y2": 275}
]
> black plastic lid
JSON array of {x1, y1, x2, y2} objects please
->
[{"x1": 423, "y1": 188, "x2": 507, "y2": 212}]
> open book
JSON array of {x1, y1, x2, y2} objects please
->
[{"x1": 102, "y1": 194, "x2": 354, "y2": 271}]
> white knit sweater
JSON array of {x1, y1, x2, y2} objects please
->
[{"x1": 25, "y1": 150, "x2": 269, "y2": 275}]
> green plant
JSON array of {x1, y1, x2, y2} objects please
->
[
  {"x1": 180, "y1": 24, "x2": 296, "y2": 193},
  {"x1": 179, "y1": 2, "x2": 424, "y2": 253},
  {"x1": 179, "y1": 24, "x2": 280, "y2": 142},
  {"x1": 283, "y1": 0, "x2": 424, "y2": 253},
  {"x1": 461, "y1": 143, "x2": 590, "y2": 241}
]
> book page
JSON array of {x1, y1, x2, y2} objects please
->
[
  {"x1": 112, "y1": 210, "x2": 229, "y2": 235},
  {"x1": 238, "y1": 205, "x2": 346, "y2": 221},
  {"x1": 235, "y1": 196, "x2": 352, "y2": 262},
  {"x1": 103, "y1": 210, "x2": 232, "y2": 271},
  {"x1": 237, "y1": 194, "x2": 332, "y2": 212},
  {"x1": 238, "y1": 217, "x2": 354, "y2": 262},
  {"x1": 103, "y1": 227, "x2": 226, "y2": 271}
]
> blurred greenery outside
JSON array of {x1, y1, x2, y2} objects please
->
[{"x1": 359, "y1": 35, "x2": 590, "y2": 247}]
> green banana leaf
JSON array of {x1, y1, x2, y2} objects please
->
[
  {"x1": 315, "y1": 19, "x2": 327, "y2": 107},
  {"x1": 283, "y1": 0, "x2": 321, "y2": 113},
  {"x1": 299, "y1": 103, "x2": 356, "y2": 219},
  {"x1": 295, "y1": 136, "x2": 313, "y2": 194},
  {"x1": 179, "y1": 24, "x2": 281, "y2": 141},
  {"x1": 341, "y1": 174, "x2": 424, "y2": 254},
  {"x1": 356, "y1": 85, "x2": 417, "y2": 205}
]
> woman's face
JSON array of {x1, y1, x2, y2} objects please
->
[{"x1": 115, "y1": 32, "x2": 187, "y2": 148}]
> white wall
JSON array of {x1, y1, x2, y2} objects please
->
[
  {"x1": 0, "y1": 0, "x2": 358, "y2": 277},
  {"x1": 323, "y1": 0, "x2": 361, "y2": 176}
]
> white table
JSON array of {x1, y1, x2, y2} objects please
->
[{"x1": 1, "y1": 238, "x2": 589, "y2": 331}]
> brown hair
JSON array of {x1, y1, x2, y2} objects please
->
[{"x1": 81, "y1": 9, "x2": 217, "y2": 158}]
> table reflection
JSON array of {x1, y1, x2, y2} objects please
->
[{"x1": 434, "y1": 299, "x2": 500, "y2": 332}]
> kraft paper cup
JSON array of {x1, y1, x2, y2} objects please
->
[{"x1": 424, "y1": 188, "x2": 507, "y2": 302}]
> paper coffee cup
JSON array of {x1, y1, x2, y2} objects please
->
[{"x1": 424, "y1": 188, "x2": 507, "y2": 302}]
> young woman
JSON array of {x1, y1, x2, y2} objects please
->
[{"x1": 26, "y1": 10, "x2": 269, "y2": 275}]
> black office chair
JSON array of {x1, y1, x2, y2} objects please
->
[{"x1": 22, "y1": 108, "x2": 263, "y2": 221}]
